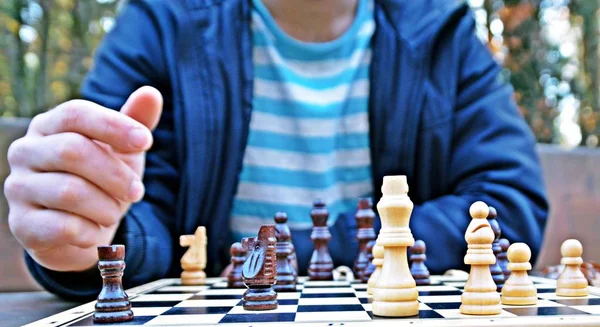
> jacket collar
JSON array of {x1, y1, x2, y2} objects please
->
[{"x1": 183, "y1": 0, "x2": 467, "y2": 53}]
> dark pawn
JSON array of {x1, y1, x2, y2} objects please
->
[
  {"x1": 273, "y1": 212, "x2": 296, "y2": 292},
  {"x1": 227, "y1": 242, "x2": 246, "y2": 288},
  {"x1": 488, "y1": 206, "x2": 505, "y2": 291},
  {"x1": 498, "y1": 238, "x2": 511, "y2": 280},
  {"x1": 361, "y1": 240, "x2": 376, "y2": 283},
  {"x1": 354, "y1": 198, "x2": 376, "y2": 280},
  {"x1": 242, "y1": 225, "x2": 278, "y2": 311},
  {"x1": 409, "y1": 240, "x2": 430, "y2": 285},
  {"x1": 93, "y1": 245, "x2": 134, "y2": 323},
  {"x1": 308, "y1": 199, "x2": 334, "y2": 280}
]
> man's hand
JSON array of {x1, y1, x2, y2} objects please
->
[{"x1": 5, "y1": 86, "x2": 163, "y2": 272}]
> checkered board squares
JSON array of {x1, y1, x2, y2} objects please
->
[{"x1": 25, "y1": 276, "x2": 600, "y2": 327}]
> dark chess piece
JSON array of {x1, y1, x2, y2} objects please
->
[
  {"x1": 308, "y1": 199, "x2": 334, "y2": 280},
  {"x1": 273, "y1": 212, "x2": 296, "y2": 292},
  {"x1": 289, "y1": 243, "x2": 298, "y2": 282},
  {"x1": 242, "y1": 225, "x2": 278, "y2": 310},
  {"x1": 409, "y1": 240, "x2": 430, "y2": 285},
  {"x1": 488, "y1": 206, "x2": 505, "y2": 291},
  {"x1": 361, "y1": 240, "x2": 376, "y2": 283},
  {"x1": 354, "y1": 198, "x2": 376, "y2": 280},
  {"x1": 93, "y1": 245, "x2": 134, "y2": 323},
  {"x1": 498, "y1": 238, "x2": 511, "y2": 280},
  {"x1": 227, "y1": 242, "x2": 246, "y2": 288}
]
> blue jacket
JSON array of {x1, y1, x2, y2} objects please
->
[{"x1": 26, "y1": 0, "x2": 548, "y2": 300}]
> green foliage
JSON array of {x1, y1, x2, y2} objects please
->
[{"x1": 0, "y1": 0, "x2": 121, "y2": 117}]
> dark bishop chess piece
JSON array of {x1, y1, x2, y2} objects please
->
[
  {"x1": 354, "y1": 198, "x2": 376, "y2": 280},
  {"x1": 227, "y1": 242, "x2": 246, "y2": 288},
  {"x1": 93, "y1": 245, "x2": 134, "y2": 323},
  {"x1": 361, "y1": 240, "x2": 376, "y2": 283},
  {"x1": 273, "y1": 212, "x2": 297, "y2": 292},
  {"x1": 409, "y1": 240, "x2": 430, "y2": 285},
  {"x1": 498, "y1": 238, "x2": 511, "y2": 280},
  {"x1": 488, "y1": 207, "x2": 505, "y2": 291},
  {"x1": 242, "y1": 225, "x2": 278, "y2": 310},
  {"x1": 308, "y1": 199, "x2": 334, "y2": 280}
]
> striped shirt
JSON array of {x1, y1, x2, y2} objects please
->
[{"x1": 230, "y1": 0, "x2": 375, "y2": 240}]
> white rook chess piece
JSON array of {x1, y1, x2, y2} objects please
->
[
  {"x1": 372, "y1": 175, "x2": 419, "y2": 317},
  {"x1": 556, "y1": 239, "x2": 588, "y2": 297},
  {"x1": 460, "y1": 201, "x2": 501, "y2": 315},
  {"x1": 501, "y1": 243, "x2": 537, "y2": 305}
]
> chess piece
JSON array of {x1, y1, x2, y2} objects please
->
[
  {"x1": 289, "y1": 243, "x2": 298, "y2": 281},
  {"x1": 361, "y1": 240, "x2": 376, "y2": 283},
  {"x1": 372, "y1": 176, "x2": 419, "y2": 317},
  {"x1": 556, "y1": 239, "x2": 588, "y2": 297},
  {"x1": 242, "y1": 224, "x2": 278, "y2": 310},
  {"x1": 367, "y1": 242, "x2": 384, "y2": 295},
  {"x1": 498, "y1": 238, "x2": 511, "y2": 280},
  {"x1": 333, "y1": 266, "x2": 355, "y2": 281},
  {"x1": 93, "y1": 245, "x2": 134, "y2": 323},
  {"x1": 409, "y1": 240, "x2": 430, "y2": 285},
  {"x1": 273, "y1": 212, "x2": 296, "y2": 292},
  {"x1": 460, "y1": 201, "x2": 502, "y2": 315},
  {"x1": 354, "y1": 198, "x2": 376, "y2": 279},
  {"x1": 488, "y1": 207, "x2": 505, "y2": 291},
  {"x1": 227, "y1": 242, "x2": 246, "y2": 288},
  {"x1": 501, "y1": 243, "x2": 537, "y2": 305},
  {"x1": 308, "y1": 199, "x2": 334, "y2": 280},
  {"x1": 180, "y1": 226, "x2": 207, "y2": 285}
]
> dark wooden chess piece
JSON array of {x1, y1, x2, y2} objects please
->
[
  {"x1": 361, "y1": 240, "x2": 376, "y2": 283},
  {"x1": 227, "y1": 242, "x2": 246, "y2": 288},
  {"x1": 242, "y1": 225, "x2": 278, "y2": 310},
  {"x1": 409, "y1": 239, "x2": 430, "y2": 285},
  {"x1": 93, "y1": 245, "x2": 134, "y2": 323},
  {"x1": 488, "y1": 206, "x2": 505, "y2": 291},
  {"x1": 498, "y1": 238, "x2": 511, "y2": 280},
  {"x1": 354, "y1": 198, "x2": 376, "y2": 280},
  {"x1": 308, "y1": 199, "x2": 334, "y2": 280},
  {"x1": 289, "y1": 243, "x2": 298, "y2": 282},
  {"x1": 273, "y1": 212, "x2": 296, "y2": 292}
]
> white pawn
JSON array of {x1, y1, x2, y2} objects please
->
[
  {"x1": 556, "y1": 239, "x2": 588, "y2": 297},
  {"x1": 367, "y1": 244, "x2": 384, "y2": 295},
  {"x1": 501, "y1": 243, "x2": 537, "y2": 305},
  {"x1": 460, "y1": 201, "x2": 501, "y2": 315}
]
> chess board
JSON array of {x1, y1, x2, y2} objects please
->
[{"x1": 26, "y1": 275, "x2": 600, "y2": 327}]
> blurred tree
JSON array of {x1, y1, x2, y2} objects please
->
[{"x1": 0, "y1": 0, "x2": 120, "y2": 117}]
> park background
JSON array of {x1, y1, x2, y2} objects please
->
[{"x1": 0, "y1": 0, "x2": 598, "y2": 295}]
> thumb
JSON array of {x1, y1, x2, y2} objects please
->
[{"x1": 120, "y1": 86, "x2": 163, "y2": 131}]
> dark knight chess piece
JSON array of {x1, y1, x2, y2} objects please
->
[
  {"x1": 409, "y1": 240, "x2": 430, "y2": 285},
  {"x1": 227, "y1": 242, "x2": 246, "y2": 288},
  {"x1": 93, "y1": 245, "x2": 134, "y2": 323},
  {"x1": 361, "y1": 240, "x2": 376, "y2": 283},
  {"x1": 308, "y1": 199, "x2": 334, "y2": 280},
  {"x1": 488, "y1": 206, "x2": 505, "y2": 291},
  {"x1": 354, "y1": 198, "x2": 376, "y2": 280},
  {"x1": 273, "y1": 212, "x2": 297, "y2": 292},
  {"x1": 242, "y1": 225, "x2": 278, "y2": 310}
]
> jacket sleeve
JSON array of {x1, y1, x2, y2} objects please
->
[
  {"x1": 25, "y1": 0, "x2": 178, "y2": 300},
  {"x1": 410, "y1": 14, "x2": 549, "y2": 273}
]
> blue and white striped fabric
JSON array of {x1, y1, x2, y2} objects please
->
[{"x1": 230, "y1": 0, "x2": 375, "y2": 240}]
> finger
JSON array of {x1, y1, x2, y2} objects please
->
[
  {"x1": 28, "y1": 99, "x2": 153, "y2": 152},
  {"x1": 10, "y1": 206, "x2": 103, "y2": 250},
  {"x1": 11, "y1": 172, "x2": 126, "y2": 228},
  {"x1": 120, "y1": 86, "x2": 163, "y2": 131},
  {"x1": 9, "y1": 133, "x2": 145, "y2": 203}
]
